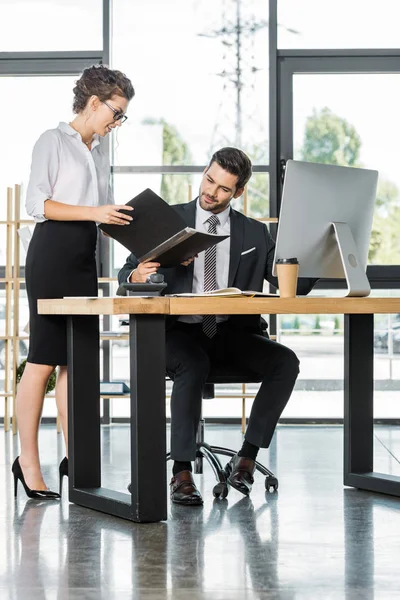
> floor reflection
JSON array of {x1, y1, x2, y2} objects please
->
[{"x1": 2, "y1": 424, "x2": 400, "y2": 599}]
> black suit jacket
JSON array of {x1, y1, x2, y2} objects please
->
[{"x1": 118, "y1": 200, "x2": 316, "y2": 333}]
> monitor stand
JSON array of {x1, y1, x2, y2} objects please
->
[{"x1": 331, "y1": 222, "x2": 371, "y2": 297}]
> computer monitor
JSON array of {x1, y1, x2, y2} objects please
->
[{"x1": 273, "y1": 160, "x2": 378, "y2": 297}]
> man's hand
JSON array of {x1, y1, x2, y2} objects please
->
[
  {"x1": 180, "y1": 255, "x2": 197, "y2": 267},
  {"x1": 130, "y1": 261, "x2": 160, "y2": 282}
]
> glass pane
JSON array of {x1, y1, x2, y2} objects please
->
[
  {"x1": 112, "y1": 0, "x2": 269, "y2": 165},
  {"x1": 277, "y1": 289, "x2": 400, "y2": 420},
  {"x1": 293, "y1": 73, "x2": 400, "y2": 265},
  {"x1": 278, "y1": 0, "x2": 400, "y2": 49},
  {"x1": 0, "y1": 76, "x2": 76, "y2": 228},
  {"x1": 247, "y1": 172, "x2": 269, "y2": 219},
  {"x1": 0, "y1": 0, "x2": 102, "y2": 51},
  {"x1": 105, "y1": 288, "x2": 400, "y2": 420},
  {"x1": 0, "y1": 286, "x2": 29, "y2": 402}
]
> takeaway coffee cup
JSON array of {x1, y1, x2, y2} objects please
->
[{"x1": 276, "y1": 258, "x2": 299, "y2": 298}]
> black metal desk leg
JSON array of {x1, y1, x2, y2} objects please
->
[
  {"x1": 67, "y1": 315, "x2": 101, "y2": 492},
  {"x1": 129, "y1": 314, "x2": 167, "y2": 522},
  {"x1": 344, "y1": 312, "x2": 400, "y2": 496},
  {"x1": 344, "y1": 313, "x2": 374, "y2": 481}
]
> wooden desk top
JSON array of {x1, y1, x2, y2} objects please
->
[
  {"x1": 38, "y1": 296, "x2": 400, "y2": 316},
  {"x1": 38, "y1": 297, "x2": 170, "y2": 315}
]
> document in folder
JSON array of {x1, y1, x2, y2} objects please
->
[
  {"x1": 169, "y1": 287, "x2": 277, "y2": 298},
  {"x1": 98, "y1": 188, "x2": 229, "y2": 267}
]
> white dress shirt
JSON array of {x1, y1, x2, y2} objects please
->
[
  {"x1": 26, "y1": 121, "x2": 113, "y2": 222},
  {"x1": 179, "y1": 199, "x2": 231, "y2": 324}
]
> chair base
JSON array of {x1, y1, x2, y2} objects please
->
[{"x1": 166, "y1": 442, "x2": 278, "y2": 499}]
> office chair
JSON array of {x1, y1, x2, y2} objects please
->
[{"x1": 166, "y1": 365, "x2": 279, "y2": 500}]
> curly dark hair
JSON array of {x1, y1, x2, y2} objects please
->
[
  {"x1": 208, "y1": 147, "x2": 253, "y2": 191},
  {"x1": 72, "y1": 64, "x2": 135, "y2": 114}
]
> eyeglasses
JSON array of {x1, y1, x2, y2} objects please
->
[{"x1": 102, "y1": 100, "x2": 128, "y2": 123}]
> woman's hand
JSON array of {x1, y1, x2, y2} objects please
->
[
  {"x1": 93, "y1": 204, "x2": 133, "y2": 225},
  {"x1": 130, "y1": 261, "x2": 161, "y2": 282}
]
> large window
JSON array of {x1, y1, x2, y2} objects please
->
[
  {"x1": 0, "y1": 1, "x2": 105, "y2": 420},
  {"x1": 109, "y1": 0, "x2": 270, "y2": 421},
  {"x1": 0, "y1": 77, "x2": 76, "y2": 222},
  {"x1": 110, "y1": 0, "x2": 270, "y2": 295},
  {"x1": 112, "y1": 0, "x2": 269, "y2": 167},
  {"x1": 0, "y1": 0, "x2": 103, "y2": 52},
  {"x1": 292, "y1": 73, "x2": 400, "y2": 265},
  {"x1": 277, "y1": 289, "x2": 400, "y2": 421},
  {"x1": 273, "y1": 3, "x2": 400, "y2": 422},
  {"x1": 1, "y1": 1, "x2": 400, "y2": 424},
  {"x1": 278, "y1": 0, "x2": 400, "y2": 49}
]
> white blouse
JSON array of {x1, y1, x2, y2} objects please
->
[{"x1": 26, "y1": 121, "x2": 113, "y2": 222}]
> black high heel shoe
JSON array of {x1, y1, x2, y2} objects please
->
[
  {"x1": 12, "y1": 457, "x2": 60, "y2": 499},
  {"x1": 59, "y1": 457, "x2": 68, "y2": 496}
]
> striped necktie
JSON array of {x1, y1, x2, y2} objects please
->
[{"x1": 202, "y1": 214, "x2": 220, "y2": 338}]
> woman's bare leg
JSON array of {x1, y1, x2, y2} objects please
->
[
  {"x1": 55, "y1": 366, "x2": 68, "y2": 456},
  {"x1": 16, "y1": 362, "x2": 55, "y2": 491}
]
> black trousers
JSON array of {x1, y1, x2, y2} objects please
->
[{"x1": 166, "y1": 321, "x2": 300, "y2": 461}]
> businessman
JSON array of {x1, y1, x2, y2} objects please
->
[{"x1": 119, "y1": 147, "x2": 316, "y2": 506}]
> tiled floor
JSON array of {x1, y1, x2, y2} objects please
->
[{"x1": 1, "y1": 423, "x2": 400, "y2": 599}]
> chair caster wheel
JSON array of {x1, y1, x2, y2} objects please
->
[
  {"x1": 213, "y1": 482, "x2": 229, "y2": 499},
  {"x1": 265, "y1": 476, "x2": 278, "y2": 492}
]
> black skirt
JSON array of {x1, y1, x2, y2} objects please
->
[{"x1": 25, "y1": 220, "x2": 98, "y2": 366}]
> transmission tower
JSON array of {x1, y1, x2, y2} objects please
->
[{"x1": 198, "y1": 0, "x2": 267, "y2": 154}]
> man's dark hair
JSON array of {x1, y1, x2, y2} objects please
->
[
  {"x1": 207, "y1": 147, "x2": 253, "y2": 191},
  {"x1": 73, "y1": 64, "x2": 135, "y2": 113}
]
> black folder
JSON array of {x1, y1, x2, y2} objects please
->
[{"x1": 98, "y1": 188, "x2": 229, "y2": 267}]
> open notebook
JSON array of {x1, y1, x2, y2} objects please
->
[{"x1": 168, "y1": 287, "x2": 278, "y2": 298}]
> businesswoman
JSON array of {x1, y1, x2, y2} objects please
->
[{"x1": 12, "y1": 65, "x2": 134, "y2": 498}]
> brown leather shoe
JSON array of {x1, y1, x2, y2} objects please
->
[
  {"x1": 225, "y1": 454, "x2": 256, "y2": 496},
  {"x1": 170, "y1": 470, "x2": 203, "y2": 506}
]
